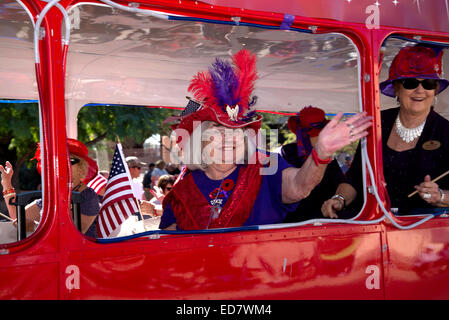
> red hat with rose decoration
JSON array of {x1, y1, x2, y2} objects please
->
[
  {"x1": 380, "y1": 45, "x2": 449, "y2": 97},
  {"x1": 32, "y1": 138, "x2": 98, "y2": 184}
]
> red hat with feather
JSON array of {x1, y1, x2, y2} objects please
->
[
  {"x1": 32, "y1": 138, "x2": 98, "y2": 184},
  {"x1": 174, "y1": 49, "x2": 262, "y2": 135}
]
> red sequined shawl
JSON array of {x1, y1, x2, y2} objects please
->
[{"x1": 163, "y1": 163, "x2": 263, "y2": 230}]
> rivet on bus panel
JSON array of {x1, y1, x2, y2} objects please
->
[
  {"x1": 365, "y1": 74, "x2": 371, "y2": 82},
  {"x1": 308, "y1": 25, "x2": 318, "y2": 33},
  {"x1": 39, "y1": 27, "x2": 45, "y2": 40}
]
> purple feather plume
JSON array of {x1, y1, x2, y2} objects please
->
[{"x1": 209, "y1": 58, "x2": 240, "y2": 108}]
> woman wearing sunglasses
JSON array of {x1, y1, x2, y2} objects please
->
[
  {"x1": 322, "y1": 45, "x2": 449, "y2": 218},
  {"x1": 0, "y1": 139, "x2": 101, "y2": 237}
]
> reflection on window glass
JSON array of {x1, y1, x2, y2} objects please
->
[{"x1": 66, "y1": 5, "x2": 365, "y2": 239}]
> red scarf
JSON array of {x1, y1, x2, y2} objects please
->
[{"x1": 163, "y1": 162, "x2": 263, "y2": 230}]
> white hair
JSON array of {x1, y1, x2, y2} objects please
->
[{"x1": 181, "y1": 121, "x2": 257, "y2": 172}]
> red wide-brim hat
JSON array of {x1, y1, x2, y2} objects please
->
[
  {"x1": 380, "y1": 45, "x2": 449, "y2": 97},
  {"x1": 33, "y1": 138, "x2": 98, "y2": 184},
  {"x1": 67, "y1": 139, "x2": 98, "y2": 183}
]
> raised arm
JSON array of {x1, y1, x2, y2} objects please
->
[
  {"x1": 0, "y1": 161, "x2": 17, "y2": 221},
  {"x1": 281, "y1": 112, "x2": 372, "y2": 204}
]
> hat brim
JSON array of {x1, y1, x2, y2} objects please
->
[
  {"x1": 380, "y1": 76, "x2": 449, "y2": 97},
  {"x1": 178, "y1": 107, "x2": 262, "y2": 134},
  {"x1": 288, "y1": 116, "x2": 329, "y2": 135},
  {"x1": 81, "y1": 156, "x2": 99, "y2": 184}
]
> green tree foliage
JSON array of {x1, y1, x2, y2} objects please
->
[
  {"x1": 0, "y1": 102, "x2": 40, "y2": 190},
  {"x1": 0, "y1": 102, "x2": 39, "y2": 165},
  {"x1": 77, "y1": 105, "x2": 174, "y2": 148}
]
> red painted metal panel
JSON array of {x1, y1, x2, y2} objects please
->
[
  {"x1": 385, "y1": 219, "x2": 449, "y2": 299},
  {"x1": 0, "y1": 263, "x2": 59, "y2": 299},
  {"x1": 63, "y1": 227, "x2": 383, "y2": 299},
  {"x1": 1, "y1": 0, "x2": 449, "y2": 300},
  {"x1": 199, "y1": 0, "x2": 449, "y2": 34}
]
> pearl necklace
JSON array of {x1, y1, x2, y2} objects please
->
[{"x1": 395, "y1": 115, "x2": 425, "y2": 143}]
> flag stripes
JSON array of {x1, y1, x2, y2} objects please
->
[
  {"x1": 96, "y1": 144, "x2": 140, "y2": 238},
  {"x1": 86, "y1": 173, "x2": 108, "y2": 194}
]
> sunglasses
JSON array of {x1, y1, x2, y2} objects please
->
[
  {"x1": 399, "y1": 78, "x2": 438, "y2": 90},
  {"x1": 70, "y1": 157, "x2": 81, "y2": 165},
  {"x1": 131, "y1": 166, "x2": 141, "y2": 170},
  {"x1": 165, "y1": 187, "x2": 172, "y2": 191}
]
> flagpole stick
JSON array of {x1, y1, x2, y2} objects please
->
[
  {"x1": 408, "y1": 169, "x2": 449, "y2": 198},
  {"x1": 136, "y1": 198, "x2": 144, "y2": 221},
  {"x1": 0, "y1": 211, "x2": 14, "y2": 222}
]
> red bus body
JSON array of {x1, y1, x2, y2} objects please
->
[{"x1": 1, "y1": 0, "x2": 449, "y2": 299}]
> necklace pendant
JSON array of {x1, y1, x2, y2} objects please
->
[{"x1": 210, "y1": 205, "x2": 221, "y2": 220}]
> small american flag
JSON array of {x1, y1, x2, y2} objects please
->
[
  {"x1": 96, "y1": 143, "x2": 140, "y2": 238},
  {"x1": 180, "y1": 97, "x2": 201, "y2": 117},
  {"x1": 86, "y1": 173, "x2": 108, "y2": 195}
]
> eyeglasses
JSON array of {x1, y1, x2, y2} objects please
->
[
  {"x1": 399, "y1": 78, "x2": 438, "y2": 90},
  {"x1": 70, "y1": 158, "x2": 80, "y2": 165}
]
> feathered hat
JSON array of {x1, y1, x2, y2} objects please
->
[
  {"x1": 32, "y1": 138, "x2": 98, "y2": 184},
  {"x1": 380, "y1": 44, "x2": 449, "y2": 97},
  {"x1": 175, "y1": 49, "x2": 262, "y2": 135}
]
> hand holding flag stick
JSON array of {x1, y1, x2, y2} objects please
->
[
  {"x1": 408, "y1": 169, "x2": 449, "y2": 198},
  {"x1": 0, "y1": 211, "x2": 14, "y2": 222}
]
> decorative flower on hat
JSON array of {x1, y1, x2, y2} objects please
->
[
  {"x1": 177, "y1": 49, "x2": 262, "y2": 134},
  {"x1": 380, "y1": 45, "x2": 449, "y2": 97},
  {"x1": 392, "y1": 46, "x2": 441, "y2": 79}
]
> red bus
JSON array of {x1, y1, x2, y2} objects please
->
[{"x1": 1, "y1": 0, "x2": 449, "y2": 299}]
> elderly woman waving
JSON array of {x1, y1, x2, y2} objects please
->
[{"x1": 160, "y1": 49, "x2": 372, "y2": 230}]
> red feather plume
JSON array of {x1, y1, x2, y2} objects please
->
[
  {"x1": 187, "y1": 71, "x2": 217, "y2": 107},
  {"x1": 232, "y1": 49, "x2": 258, "y2": 110}
]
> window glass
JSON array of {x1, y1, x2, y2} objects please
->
[
  {"x1": 66, "y1": 4, "x2": 364, "y2": 238},
  {"x1": 379, "y1": 38, "x2": 449, "y2": 216},
  {"x1": 0, "y1": 1, "x2": 40, "y2": 244}
]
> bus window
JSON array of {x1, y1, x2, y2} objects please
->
[
  {"x1": 379, "y1": 38, "x2": 449, "y2": 216},
  {"x1": 66, "y1": 4, "x2": 366, "y2": 239},
  {"x1": 0, "y1": 2, "x2": 41, "y2": 244}
]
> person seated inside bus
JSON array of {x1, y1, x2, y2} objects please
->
[
  {"x1": 0, "y1": 138, "x2": 101, "y2": 237},
  {"x1": 140, "y1": 174, "x2": 175, "y2": 217},
  {"x1": 151, "y1": 160, "x2": 168, "y2": 188},
  {"x1": 280, "y1": 106, "x2": 347, "y2": 222},
  {"x1": 142, "y1": 162, "x2": 155, "y2": 200},
  {"x1": 321, "y1": 44, "x2": 449, "y2": 218},
  {"x1": 158, "y1": 49, "x2": 372, "y2": 230}
]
